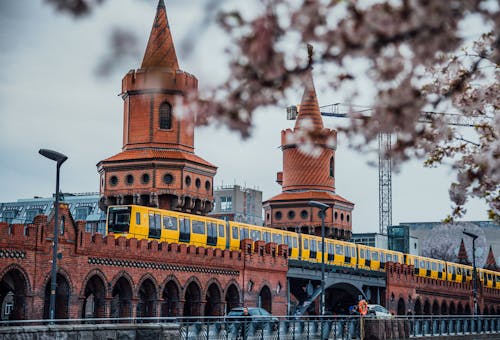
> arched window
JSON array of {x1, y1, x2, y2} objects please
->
[
  {"x1": 329, "y1": 156, "x2": 334, "y2": 177},
  {"x1": 159, "y1": 102, "x2": 172, "y2": 130}
]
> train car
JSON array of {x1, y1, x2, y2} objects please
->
[
  {"x1": 357, "y1": 245, "x2": 403, "y2": 271},
  {"x1": 479, "y1": 268, "x2": 500, "y2": 289},
  {"x1": 446, "y1": 262, "x2": 472, "y2": 283},
  {"x1": 405, "y1": 254, "x2": 446, "y2": 280},
  {"x1": 300, "y1": 233, "x2": 320, "y2": 262},
  {"x1": 227, "y1": 221, "x2": 299, "y2": 258},
  {"x1": 323, "y1": 239, "x2": 357, "y2": 268},
  {"x1": 106, "y1": 205, "x2": 227, "y2": 249}
]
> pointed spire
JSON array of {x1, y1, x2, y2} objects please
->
[
  {"x1": 294, "y1": 45, "x2": 323, "y2": 131},
  {"x1": 141, "y1": 0, "x2": 179, "y2": 70},
  {"x1": 456, "y1": 238, "x2": 471, "y2": 265},
  {"x1": 484, "y1": 245, "x2": 498, "y2": 271}
]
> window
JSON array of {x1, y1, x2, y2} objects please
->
[
  {"x1": 329, "y1": 156, "x2": 334, "y2": 177},
  {"x1": 192, "y1": 220, "x2": 205, "y2": 234},
  {"x1": 232, "y1": 226, "x2": 238, "y2": 239},
  {"x1": 300, "y1": 210, "x2": 308, "y2": 219},
  {"x1": 275, "y1": 211, "x2": 282, "y2": 220},
  {"x1": 163, "y1": 173, "x2": 174, "y2": 184},
  {"x1": 293, "y1": 237, "x2": 298, "y2": 248},
  {"x1": 126, "y1": 174, "x2": 134, "y2": 185},
  {"x1": 288, "y1": 210, "x2": 295, "y2": 219},
  {"x1": 159, "y1": 102, "x2": 172, "y2": 129},
  {"x1": 141, "y1": 173, "x2": 150, "y2": 184},
  {"x1": 110, "y1": 175, "x2": 118, "y2": 186},
  {"x1": 251, "y1": 230, "x2": 261, "y2": 241},
  {"x1": 221, "y1": 197, "x2": 232, "y2": 211},
  {"x1": 163, "y1": 216, "x2": 177, "y2": 230},
  {"x1": 335, "y1": 244, "x2": 343, "y2": 255},
  {"x1": 372, "y1": 251, "x2": 379, "y2": 261},
  {"x1": 272, "y1": 233, "x2": 282, "y2": 244},
  {"x1": 205, "y1": 180, "x2": 211, "y2": 191},
  {"x1": 2, "y1": 210, "x2": 17, "y2": 223},
  {"x1": 303, "y1": 239, "x2": 309, "y2": 250},
  {"x1": 185, "y1": 176, "x2": 191, "y2": 186},
  {"x1": 195, "y1": 178, "x2": 201, "y2": 188},
  {"x1": 263, "y1": 231, "x2": 270, "y2": 243},
  {"x1": 75, "y1": 207, "x2": 90, "y2": 221},
  {"x1": 26, "y1": 209, "x2": 41, "y2": 223},
  {"x1": 218, "y1": 224, "x2": 225, "y2": 237},
  {"x1": 241, "y1": 228, "x2": 249, "y2": 240}
]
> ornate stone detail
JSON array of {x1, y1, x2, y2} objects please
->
[{"x1": 0, "y1": 249, "x2": 26, "y2": 259}]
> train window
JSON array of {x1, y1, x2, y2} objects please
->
[
  {"x1": 335, "y1": 245, "x2": 343, "y2": 255},
  {"x1": 310, "y1": 239, "x2": 317, "y2": 251},
  {"x1": 207, "y1": 223, "x2": 217, "y2": 238},
  {"x1": 328, "y1": 244, "x2": 334, "y2": 255},
  {"x1": 414, "y1": 259, "x2": 418, "y2": 267},
  {"x1": 380, "y1": 253, "x2": 385, "y2": 263},
  {"x1": 263, "y1": 231, "x2": 270, "y2": 243},
  {"x1": 293, "y1": 237, "x2": 298, "y2": 248},
  {"x1": 163, "y1": 216, "x2": 178, "y2": 230},
  {"x1": 438, "y1": 263, "x2": 444, "y2": 272},
  {"x1": 192, "y1": 220, "x2": 205, "y2": 234},
  {"x1": 386, "y1": 254, "x2": 392, "y2": 262},
  {"x1": 372, "y1": 252, "x2": 379, "y2": 261},
  {"x1": 273, "y1": 234, "x2": 283, "y2": 244},
  {"x1": 426, "y1": 262, "x2": 431, "y2": 270},
  {"x1": 420, "y1": 260, "x2": 425, "y2": 268},
  {"x1": 351, "y1": 247, "x2": 357, "y2": 257},
  {"x1": 149, "y1": 213, "x2": 161, "y2": 230},
  {"x1": 251, "y1": 230, "x2": 261, "y2": 241},
  {"x1": 360, "y1": 249, "x2": 365, "y2": 258},
  {"x1": 431, "y1": 262, "x2": 437, "y2": 271},
  {"x1": 136, "y1": 212, "x2": 141, "y2": 225},
  {"x1": 241, "y1": 228, "x2": 249, "y2": 240},
  {"x1": 345, "y1": 246, "x2": 350, "y2": 257},
  {"x1": 232, "y1": 227, "x2": 239, "y2": 239},
  {"x1": 218, "y1": 224, "x2": 225, "y2": 237},
  {"x1": 366, "y1": 251, "x2": 371, "y2": 260},
  {"x1": 304, "y1": 239, "x2": 309, "y2": 250},
  {"x1": 179, "y1": 218, "x2": 190, "y2": 235}
]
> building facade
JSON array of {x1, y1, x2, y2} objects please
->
[{"x1": 209, "y1": 185, "x2": 263, "y2": 225}]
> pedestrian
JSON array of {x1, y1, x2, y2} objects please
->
[{"x1": 239, "y1": 306, "x2": 251, "y2": 339}]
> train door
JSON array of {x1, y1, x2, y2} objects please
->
[
  {"x1": 344, "y1": 245, "x2": 351, "y2": 266},
  {"x1": 327, "y1": 242, "x2": 334, "y2": 263},
  {"x1": 207, "y1": 222, "x2": 217, "y2": 247},
  {"x1": 334, "y1": 243, "x2": 343, "y2": 266},
  {"x1": 179, "y1": 217, "x2": 191, "y2": 243},
  {"x1": 161, "y1": 214, "x2": 179, "y2": 243},
  {"x1": 218, "y1": 223, "x2": 226, "y2": 250},
  {"x1": 148, "y1": 211, "x2": 161, "y2": 239},
  {"x1": 310, "y1": 238, "x2": 317, "y2": 261}
]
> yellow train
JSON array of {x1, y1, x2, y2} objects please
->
[{"x1": 106, "y1": 205, "x2": 499, "y2": 289}]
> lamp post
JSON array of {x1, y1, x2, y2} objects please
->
[
  {"x1": 463, "y1": 230, "x2": 478, "y2": 316},
  {"x1": 308, "y1": 201, "x2": 330, "y2": 315},
  {"x1": 39, "y1": 149, "x2": 68, "y2": 321}
]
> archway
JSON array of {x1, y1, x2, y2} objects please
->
[
  {"x1": 82, "y1": 274, "x2": 106, "y2": 318},
  {"x1": 464, "y1": 304, "x2": 471, "y2": 315},
  {"x1": 423, "y1": 300, "x2": 431, "y2": 315},
  {"x1": 441, "y1": 301, "x2": 448, "y2": 315},
  {"x1": 491, "y1": 306, "x2": 496, "y2": 315},
  {"x1": 204, "y1": 283, "x2": 222, "y2": 316},
  {"x1": 111, "y1": 277, "x2": 133, "y2": 318},
  {"x1": 43, "y1": 273, "x2": 70, "y2": 319},
  {"x1": 432, "y1": 300, "x2": 439, "y2": 315},
  {"x1": 0, "y1": 268, "x2": 28, "y2": 320},
  {"x1": 324, "y1": 282, "x2": 363, "y2": 315},
  {"x1": 414, "y1": 299, "x2": 422, "y2": 315},
  {"x1": 183, "y1": 281, "x2": 201, "y2": 317},
  {"x1": 449, "y1": 301, "x2": 456, "y2": 315},
  {"x1": 483, "y1": 306, "x2": 489, "y2": 315},
  {"x1": 259, "y1": 286, "x2": 272, "y2": 313},
  {"x1": 225, "y1": 284, "x2": 240, "y2": 314},
  {"x1": 161, "y1": 280, "x2": 180, "y2": 317},
  {"x1": 397, "y1": 297, "x2": 405, "y2": 315},
  {"x1": 457, "y1": 303, "x2": 464, "y2": 315},
  {"x1": 137, "y1": 278, "x2": 157, "y2": 318}
]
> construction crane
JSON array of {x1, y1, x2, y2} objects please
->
[{"x1": 286, "y1": 103, "x2": 487, "y2": 234}]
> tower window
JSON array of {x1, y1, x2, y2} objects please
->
[
  {"x1": 288, "y1": 211, "x2": 295, "y2": 219},
  {"x1": 126, "y1": 174, "x2": 134, "y2": 185},
  {"x1": 195, "y1": 178, "x2": 201, "y2": 188},
  {"x1": 159, "y1": 101, "x2": 172, "y2": 130},
  {"x1": 330, "y1": 156, "x2": 334, "y2": 177},
  {"x1": 300, "y1": 210, "x2": 308, "y2": 219},
  {"x1": 275, "y1": 211, "x2": 282, "y2": 220},
  {"x1": 163, "y1": 173, "x2": 174, "y2": 184}
]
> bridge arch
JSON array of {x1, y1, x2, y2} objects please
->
[
  {"x1": 449, "y1": 301, "x2": 456, "y2": 315},
  {"x1": 441, "y1": 300, "x2": 448, "y2": 315},
  {"x1": 43, "y1": 272, "x2": 71, "y2": 319},
  {"x1": 423, "y1": 299, "x2": 431, "y2": 315},
  {"x1": 110, "y1": 275, "x2": 133, "y2": 318},
  {"x1": 464, "y1": 304, "x2": 471, "y2": 315},
  {"x1": 414, "y1": 299, "x2": 422, "y2": 315},
  {"x1": 397, "y1": 297, "x2": 405, "y2": 315},
  {"x1": 432, "y1": 300, "x2": 439, "y2": 315},
  {"x1": 224, "y1": 282, "x2": 241, "y2": 314},
  {"x1": 183, "y1": 278, "x2": 202, "y2": 317},
  {"x1": 457, "y1": 302, "x2": 464, "y2": 315},
  {"x1": 204, "y1": 280, "x2": 223, "y2": 316},
  {"x1": 325, "y1": 282, "x2": 364, "y2": 315},
  {"x1": 258, "y1": 285, "x2": 272, "y2": 313},
  {"x1": 136, "y1": 276, "x2": 158, "y2": 318},
  {"x1": 161, "y1": 276, "x2": 181, "y2": 317},
  {"x1": 0, "y1": 265, "x2": 30, "y2": 320},
  {"x1": 81, "y1": 273, "x2": 107, "y2": 318}
]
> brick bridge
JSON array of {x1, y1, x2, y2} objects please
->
[{"x1": 1, "y1": 204, "x2": 499, "y2": 322}]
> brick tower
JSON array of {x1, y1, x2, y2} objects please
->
[
  {"x1": 263, "y1": 69, "x2": 354, "y2": 240},
  {"x1": 97, "y1": 0, "x2": 217, "y2": 214}
]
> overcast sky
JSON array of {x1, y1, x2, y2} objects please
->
[{"x1": 0, "y1": 0, "x2": 490, "y2": 233}]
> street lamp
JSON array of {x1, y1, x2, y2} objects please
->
[
  {"x1": 39, "y1": 149, "x2": 68, "y2": 321},
  {"x1": 308, "y1": 200, "x2": 330, "y2": 315},
  {"x1": 463, "y1": 230, "x2": 478, "y2": 316}
]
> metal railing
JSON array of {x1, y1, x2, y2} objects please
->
[{"x1": 1, "y1": 315, "x2": 499, "y2": 339}]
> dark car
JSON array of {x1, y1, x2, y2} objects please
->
[{"x1": 226, "y1": 307, "x2": 279, "y2": 331}]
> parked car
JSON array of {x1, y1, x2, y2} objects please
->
[
  {"x1": 226, "y1": 307, "x2": 279, "y2": 331},
  {"x1": 367, "y1": 304, "x2": 393, "y2": 319}
]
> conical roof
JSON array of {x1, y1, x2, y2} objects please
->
[
  {"x1": 484, "y1": 245, "x2": 498, "y2": 271},
  {"x1": 294, "y1": 70, "x2": 324, "y2": 131},
  {"x1": 141, "y1": 0, "x2": 179, "y2": 70},
  {"x1": 456, "y1": 238, "x2": 471, "y2": 265}
]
